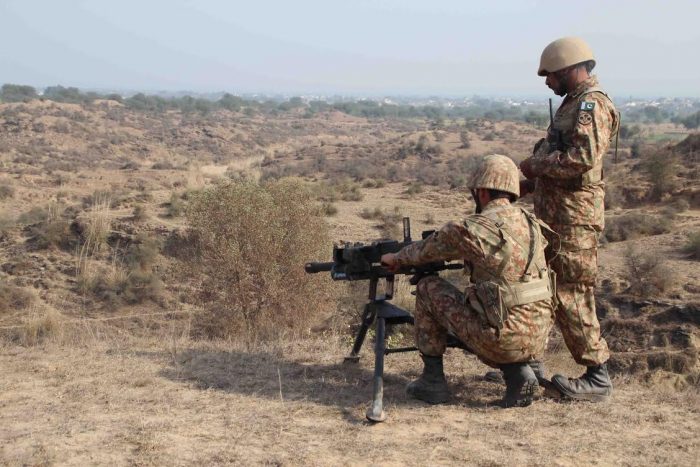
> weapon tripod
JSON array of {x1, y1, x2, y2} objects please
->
[{"x1": 346, "y1": 272, "x2": 470, "y2": 422}]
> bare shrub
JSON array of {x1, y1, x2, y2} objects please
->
[
  {"x1": 459, "y1": 130, "x2": 471, "y2": 149},
  {"x1": 378, "y1": 206, "x2": 403, "y2": 239},
  {"x1": 642, "y1": 151, "x2": 678, "y2": 201},
  {"x1": 166, "y1": 192, "x2": 185, "y2": 217},
  {"x1": 185, "y1": 178, "x2": 335, "y2": 343},
  {"x1": 0, "y1": 210, "x2": 16, "y2": 237},
  {"x1": 604, "y1": 213, "x2": 671, "y2": 242},
  {"x1": 0, "y1": 284, "x2": 35, "y2": 314},
  {"x1": 360, "y1": 207, "x2": 383, "y2": 220},
  {"x1": 683, "y1": 231, "x2": 700, "y2": 260},
  {"x1": 77, "y1": 237, "x2": 163, "y2": 308},
  {"x1": 18, "y1": 206, "x2": 49, "y2": 225},
  {"x1": 624, "y1": 246, "x2": 677, "y2": 297},
  {"x1": 30, "y1": 219, "x2": 75, "y2": 250},
  {"x1": 132, "y1": 204, "x2": 148, "y2": 222},
  {"x1": 405, "y1": 182, "x2": 423, "y2": 196},
  {"x1": 667, "y1": 198, "x2": 690, "y2": 214},
  {"x1": 0, "y1": 184, "x2": 15, "y2": 200},
  {"x1": 13, "y1": 305, "x2": 64, "y2": 346},
  {"x1": 321, "y1": 202, "x2": 338, "y2": 216}
]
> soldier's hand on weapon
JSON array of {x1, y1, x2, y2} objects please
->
[
  {"x1": 520, "y1": 157, "x2": 537, "y2": 180},
  {"x1": 380, "y1": 253, "x2": 400, "y2": 273}
]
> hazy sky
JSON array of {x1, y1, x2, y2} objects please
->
[{"x1": 2, "y1": 0, "x2": 698, "y2": 97}]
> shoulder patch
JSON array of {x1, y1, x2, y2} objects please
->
[
  {"x1": 578, "y1": 112, "x2": 593, "y2": 125},
  {"x1": 580, "y1": 101, "x2": 595, "y2": 111}
]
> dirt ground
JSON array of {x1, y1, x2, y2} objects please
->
[
  {"x1": 1, "y1": 332, "x2": 698, "y2": 467},
  {"x1": 1, "y1": 101, "x2": 699, "y2": 466}
]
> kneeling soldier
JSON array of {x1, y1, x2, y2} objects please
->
[{"x1": 382, "y1": 155, "x2": 555, "y2": 407}]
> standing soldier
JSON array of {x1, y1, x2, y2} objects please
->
[
  {"x1": 520, "y1": 37, "x2": 620, "y2": 401},
  {"x1": 381, "y1": 155, "x2": 555, "y2": 408}
]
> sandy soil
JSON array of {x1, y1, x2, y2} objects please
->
[{"x1": 1, "y1": 334, "x2": 698, "y2": 467}]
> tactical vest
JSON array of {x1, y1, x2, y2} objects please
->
[
  {"x1": 547, "y1": 86, "x2": 618, "y2": 188},
  {"x1": 466, "y1": 206, "x2": 556, "y2": 329}
]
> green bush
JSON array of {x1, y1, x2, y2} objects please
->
[{"x1": 185, "y1": 178, "x2": 335, "y2": 342}]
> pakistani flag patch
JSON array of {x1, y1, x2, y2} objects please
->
[{"x1": 580, "y1": 101, "x2": 595, "y2": 111}]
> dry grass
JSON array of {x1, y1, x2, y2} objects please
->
[
  {"x1": 0, "y1": 330, "x2": 698, "y2": 466},
  {"x1": 5, "y1": 304, "x2": 64, "y2": 346},
  {"x1": 0, "y1": 101, "x2": 698, "y2": 465},
  {"x1": 624, "y1": 245, "x2": 678, "y2": 296}
]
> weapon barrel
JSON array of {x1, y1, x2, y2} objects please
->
[{"x1": 304, "y1": 262, "x2": 334, "y2": 274}]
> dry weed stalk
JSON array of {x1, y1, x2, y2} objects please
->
[
  {"x1": 75, "y1": 195, "x2": 113, "y2": 294},
  {"x1": 15, "y1": 304, "x2": 64, "y2": 346}
]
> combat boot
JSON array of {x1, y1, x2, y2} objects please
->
[
  {"x1": 484, "y1": 360, "x2": 547, "y2": 385},
  {"x1": 406, "y1": 354, "x2": 450, "y2": 404},
  {"x1": 551, "y1": 363, "x2": 613, "y2": 402},
  {"x1": 499, "y1": 362, "x2": 539, "y2": 408}
]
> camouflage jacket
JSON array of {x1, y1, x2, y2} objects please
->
[
  {"x1": 527, "y1": 76, "x2": 620, "y2": 229},
  {"x1": 395, "y1": 199, "x2": 553, "y2": 340}
]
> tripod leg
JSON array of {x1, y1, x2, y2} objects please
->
[
  {"x1": 366, "y1": 316, "x2": 387, "y2": 422},
  {"x1": 345, "y1": 303, "x2": 374, "y2": 363}
]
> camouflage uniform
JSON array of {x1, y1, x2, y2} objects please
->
[
  {"x1": 525, "y1": 75, "x2": 620, "y2": 366},
  {"x1": 395, "y1": 198, "x2": 554, "y2": 367}
]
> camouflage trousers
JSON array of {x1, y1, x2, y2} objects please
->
[
  {"x1": 414, "y1": 275, "x2": 553, "y2": 368},
  {"x1": 546, "y1": 225, "x2": 610, "y2": 366}
]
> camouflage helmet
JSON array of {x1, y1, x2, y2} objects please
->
[
  {"x1": 469, "y1": 154, "x2": 520, "y2": 198},
  {"x1": 538, "y1": 37, "x2": 595, "y2": 76}
]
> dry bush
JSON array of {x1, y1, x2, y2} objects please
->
[
  {"x1": 642, "y1": 151, "x2": 679, "y2": 201},
  {"x1": 29, "y1": 219, "x2": 75, "y2": 250},
  {"x1": 684, "y1": 231, "x2": 700, "y2": 260},
  {"x1": 166, "y1": 192, "x2": 185, "y2": 217},
  {"x1": 405, "y1": 181, "x2": 423, "y2": 196},
  {"x1": 359, "y1": 206, "x2": 384, "y2": 220},
  {"x1": 624, "y1": 246, "x2": 677, "y2": 297},
  {"x1": 0, "y1": 284, "x2": 35, "y2": 314},
  {"x1": 604, "y1": 213, "x2": 671, "y2": 242},
  {"x1": 80, "y1": 195, "x2": 112, "y2": 254},
  {"x1": 0, "y1": 184, "x2": 15, "y2": 200},
  {"x1": 321, "y1": 202, "x2": 338, "y2": 216},
  {"x1": 361, "y1": 178, "x2": 386, "y2": 189},
  {"x1": 132, "y1": 204, "x2": 148, "y2": 222},
  {"x1": 8, "y1": 304, "x2": 64, "y2": 346},
  {"x1": 379, "y1": 207, "x2": 403, "y2": 239},
  {"x1": 0, "y1": 210, "x2": 16, "y2": 238},
  {"x1": 667, "y1": 198, "x2": 690, "y2": 214},
  {"x1": 77, "y1": 235, "x2": 163, "y2": 308},
  {"x1": 18, "y1": 206, "x2": 48, "y2": 225},
  {"x1": 185, "y1": 178, "x2": 335, "y2": 343}
]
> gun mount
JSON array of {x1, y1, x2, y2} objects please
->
[{"x1": 305, "y1": 217, "x2": 467, "y2": 422}]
